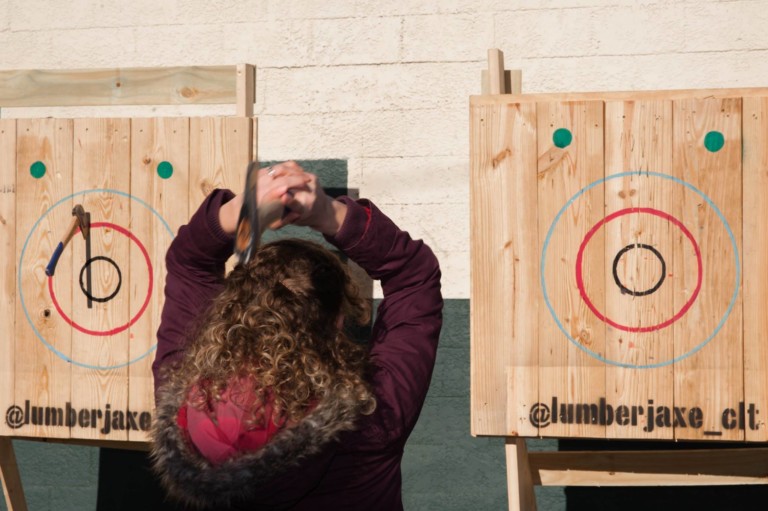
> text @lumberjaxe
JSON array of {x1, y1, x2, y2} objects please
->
[{"x1": 529, "y1": 397, "x2": 760, "y2": 433}]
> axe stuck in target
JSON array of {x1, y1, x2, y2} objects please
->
[{"x1": 45, "y1": 203, "x2": 94, "y2": 308}]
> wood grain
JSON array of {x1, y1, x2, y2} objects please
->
[
  {"x1": 14, "y1": 118, "x2": 73, "y2": 439},
  {"x1": 190, "y1": 117, "x2": 253, "y2": 272},
  {"x1": 487, "y1": 49, "x2": 506, "y2": 95},
  {"x1": 471, "y1": 87, "x2": 768, "y2": 106},
  {"x1": 71, "y1": 118, "x2": 131, "y2": 440},
  {"x1": 467, "y1": 91, "x2": 762, "y2": 448},
  {"x1": 0, "y1": 66, "x2": 241, "y2": 107},
  {"x1": 0, "y1": 121, "x2": 16, "y2": 437},
  {"x1": 742, "y1": 96, "x2": 768, "y2": 442},
  {"x1": 672, "y1": 98, "x2": 742, "y2": 441},
  {"x1": 529, "y1": 448, "x2": 768, "y2": 486},
  {"x1": 4, "y1": 115, "x2": 256, "y2": 447},
  {"x1": 506, "y1": 438, "x2": 537, "y2": 510},
  {"x1": 128, "y1": 118, "x2": 190, "y2": 441},
  {"x1": 469, "y1": 102, "x2": 538, "y2": 437},
  {"x1": 603, "y1": 100, "x2": 674, "y2": 439},
  {"x1": 189, "y1": 117, "x2": 253, "y2": 205},
  {"x1": 537, "y1": 101, "x2": 605, "y2": 439},
  {"x1": 236, "y1": 64, "x2": 256, "y2": 118}
]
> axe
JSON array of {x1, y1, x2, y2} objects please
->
[
  {"x1": 45, "y1": 202, "x2": 90, "y2": 276},
  {"x1": 234, "y1": 162, "x2": 288, "y2": 266}
]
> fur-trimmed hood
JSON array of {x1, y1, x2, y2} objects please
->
[{"x1": 150, "y1": 377, "x2": 364, "y2": 510}]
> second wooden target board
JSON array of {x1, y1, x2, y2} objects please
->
[{"x1": 470, "y1": 90, "x2": 768, "y2": 442}]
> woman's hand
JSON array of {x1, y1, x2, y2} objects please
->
[
  {"x1": 218, "y1": 160, "x2": 347, "y2": 237},
  {"x1": 255, "y1": 161, "x2": 309, "y2": 230},
  {"x1": 218, "y1": 161, "x2": 309, "y2": 235},
  {"x1": 283, "y1": 169, "x2": 348, "y2": 236}
]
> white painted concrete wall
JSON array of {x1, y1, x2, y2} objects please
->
[{"x1": 2, "y1": 0, "x2": 767, "y2": 299}]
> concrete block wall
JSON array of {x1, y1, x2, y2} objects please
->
[{"x1": 2, "y1": 1, "x2": 767, "y2": 509}]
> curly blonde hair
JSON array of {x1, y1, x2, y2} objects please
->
[{"x1": 167, "y1": 239, "x2": 376, "y2": 427}]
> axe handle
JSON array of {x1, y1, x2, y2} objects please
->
[
  {"x1": 85, "y1": 226, "x2": 92, "y2": 308},
  {"x1": 45, "y1": 242, "x2": 65, "y2": 276},
  {"x1": 44, "y1": 216, "x2": 80, "y2": 277},
  {"x1": 234, "y1": 161, "x2": 261, "y2": 265}
]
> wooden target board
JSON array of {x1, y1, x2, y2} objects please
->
[
  {"x1": 470, "y1": 89, "x2": 768, "y2": 442},
  {"x1": 0, "y1": 116, "x2": 255, "y2": 443}
]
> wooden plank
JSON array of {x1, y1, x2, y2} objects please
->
[
  {"x1": 0, "y1": 120, "x2": 16, "y2": 437},
  {"x1": 537, "y1": 101, "x2": 605, "y2": 439},
  {"x1": 469, "y1": 102, "x2": 538, "y2": 436},
  {"x1": 481, "y1": 70, "x2": 522, "y2": 96},
  {"x1": 0, "y1": 438, "x2": 28, "y2": 511},
  {"x1": 189, "y1": 117, "x2": 253, "y2": 205},
  {"x1": 252, "y1": 118, "x2": 259, "y2": 167},
  {"x1": 128, "y1": 118, "x2": 190, "y2": 442},
  {"x1": 189, "y1": 117, "x2": 253, "y2": 271},
  {"x1": 487, "y1": 49, "x2": 506, "y2": 95},
  {"x1": 471, "y1": 87, "x2": 768, "y2": 105},
  {"x1": 0, "y1": 66, "x2": 241, "y2": 107},
  {"x1": 603, "y1": 100, "x2": 674, "y2": 440},
  {"x1": 70, "y1": 118, "x2": 131, "y2": 440},
  {"x1": 672, "y1": 98, "x2": 742, "y2": 441},
  {"x1": 14, "y1": 118, "x2": 73, "y2": 439},
  {"x1": 742, "y1": 96, "x2": 768, "y2": 442},
  {"x1": 236, "y1": 64, "x2": 256, "y2": 118},
  {"x1": 505, "y1": 438, "x2": 537, "y2": 511},
  {"x1": 529, "y1": 449, "x2": 768, "y2": 486},
  {"x1": 509, "y1": 71, "x2": 522, "y2": 95}
]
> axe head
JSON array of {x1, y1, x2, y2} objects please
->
[{"x1": 72, "y1": 204, "x2": 90, "y2": 239}]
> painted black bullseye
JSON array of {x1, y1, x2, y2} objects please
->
[
  {"x1": 79, "y1": 256, "x2": 122, "y2": 303},
  {"x1": 612, "y1": 243, "x2": 666, "y2": 297}
]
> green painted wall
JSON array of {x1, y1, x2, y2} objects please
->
[
  {"x1": 0, "y1": 441, "x2": 99, "y2": 510},
  {"x1": 401, "y1": 299, "x2": 564, "y2": 510}
]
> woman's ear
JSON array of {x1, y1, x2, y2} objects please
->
[{"x1": 335, "y1": 314, "x2": 345, "y2": 330}]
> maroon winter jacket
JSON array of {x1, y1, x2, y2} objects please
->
[{"x1": 151, "y1": 189, "x2": 443, "y2": 510}]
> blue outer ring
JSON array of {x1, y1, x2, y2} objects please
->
[
  {"x1": 540, "y1": 171, "x2": 740, "y2": 369},
  {"x1": 18, "y1": 189, "x2": 174, "y2": 370}
]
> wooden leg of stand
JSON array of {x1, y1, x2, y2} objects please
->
[
  {"x1": 506, "y1": 437, "x2": 536, "y2": 511},
  {"x1": 0, "y1": 438, "x2": 28, "y2": 511}
]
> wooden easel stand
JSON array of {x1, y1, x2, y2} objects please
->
[
  {"x1": 0, "y1": 63, "x2": 256, "y2": 511},
  {"x1": 479, "y1": 49, "x2": 768, "y2": 511},
  {"x1": 507, "y1": 438, "x2": 768, "y2": 510}
]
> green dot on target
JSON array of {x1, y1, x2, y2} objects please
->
[
  {"x1": 553, "y1": 128, "x2": 572, "y2": 148},
  {"x1": 157, "y1": 161, "x2": 173, "y2": 179},
  {"x1": 30, "y1": 161, "x2": 46, "y2": 179},
  {"x1": 704, "y1": 131, "x2": 725, "y2": 152}
]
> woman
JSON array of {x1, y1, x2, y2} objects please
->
[{"x1": 150, "y1": 161, "x2": 443, "y2": 510}]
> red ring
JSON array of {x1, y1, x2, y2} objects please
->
[
  {"x1": 48, "y1": 222, "x2": 153, "y2": 336},
  {"x1": 575, "y1": 207, "x2": 702, "y2": 333}
]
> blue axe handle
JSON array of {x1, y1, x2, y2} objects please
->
[
  {"x1": 45, "y1": 211, "x2": 83, "y2": 277},
  {"x1": 45, "y1": 242, "x2": 65, "y2": 276}
]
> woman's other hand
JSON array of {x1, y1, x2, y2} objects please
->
[
  {"x1": 218, "y1": 161, "x2": 309, "y2": 235},
  {"x1": 257, "y1": 161, "x2": 309, "y2": 229},
  {"x1": 284, "y1": 170, "x2": 348, "y2": 236}
]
